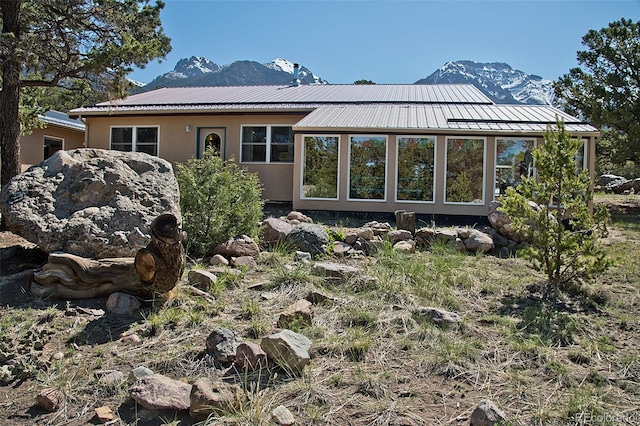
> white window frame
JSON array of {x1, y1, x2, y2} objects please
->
[
  {"x1": 444, "y1": 136, "x2": 487, "y2": 205},
  {"x1": 240, "y1": 124, "x2": 294, "y2": 164},
  {"x1": 109, "y1": 125, "x2": 160, "y2": 156},
  {"x1": 494, "y1": 137, "x2": 537, "y2": 200},
  {"x1": 347, "y1": 134, "x2": 388, "y2": 203},
  {"x1": 576, "y1": 138, "x2": 588, "y2": 170},
  {"x1": 395, "y1": 135, "x2": 437, "y2": 204},
  {"x1": 300, "y1": 134, "x2": 341, "y2": 201}
]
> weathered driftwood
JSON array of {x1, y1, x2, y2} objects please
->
[
  {"x1": 31, "y1": 253, "x2": 143, "y2": 299},
  {"x1": 31, "y1": 214, "x2": 185, "y2": 299}
]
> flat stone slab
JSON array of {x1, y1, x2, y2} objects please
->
[{"x1": 313, "y1": 261, "x2": 358, "y2": 279}]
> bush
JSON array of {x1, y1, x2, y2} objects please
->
[{"x1": 175, "y1": 148, "x2": 264, "y2": 257}]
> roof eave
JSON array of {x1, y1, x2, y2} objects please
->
[
  {"x1": 292, "y1": 126, "x2": 600, "y2": 135},
  {"x1": 71, "y1": 107, "x2": 318, "y2": 117}
]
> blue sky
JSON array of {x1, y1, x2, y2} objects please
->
[{"x1": 129, "y1": 0, "x2": 640, "y2": 85}]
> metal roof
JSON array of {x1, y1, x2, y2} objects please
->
[
  {"x1": 39, "y1": 110, "x2": 85, "y2": 131},
  {"x1": 69, "y1": 84, "x2": 597, "y2": 134},
  {"x1": 293, "y1": 104, "x2": 598, "y2": 133},
  {"x1": 71, "y1": 84, "x2": 493, "y2": 114}
]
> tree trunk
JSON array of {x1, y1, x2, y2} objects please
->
[
  {"x1": 31, "y1": 253, "x2": 146, "y2": 299},
  {"x1": 394, "y1": 210, "x2": 416, "y2": 235},
  {"x1": 30, "y1": 214, "x2": 185, "y2": 299},
  {"x1": 134, "y1": 213, "x2": 186, "y2": 294},
  {"x1": 0, "y1": 0, "x2": 22, "y2": 189}
]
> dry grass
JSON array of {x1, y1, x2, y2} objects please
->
[{"x1": 1, "y1": 201, "x2": 639, "y2": 425}]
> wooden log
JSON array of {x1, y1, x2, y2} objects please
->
[
  {"x1": 134, "y1": 214, "x2": 185, "y2": 294},
  {"x1": 394, "y1": 210, "x2": 416, "y2": 235},
  {"x1": 31, "y1": 253, "x2": 144, "y2": 299},
  {"x1": 31, "y1": 214, "x2": 185, "y2": 299}
]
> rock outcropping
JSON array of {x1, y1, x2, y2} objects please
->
[{"x1": 1, "y1": 149, "x2": 181, "y2": 258}]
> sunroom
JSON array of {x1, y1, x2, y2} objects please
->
[{"x1": 291, "y1": 104, "x2": 597, "y2": 216}]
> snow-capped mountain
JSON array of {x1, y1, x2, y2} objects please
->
[
  {"x1": 137, "y1": 56, "x2": 327, "y2": 92},
  {"x1": 140, "y1": 56, "x2": 220, "y2": 90},
  {"x1": 127, "y1": 79, "x2": 147, "y2": 88},
  {"x1": 415, "y1": 60, "x2": 554, "y2": 105},
  {"x1": 167, "y1": 56, "x2": 220, "y2": 79},
  {"x1": 265, "y1": 58, "x2": 328, "y2": 85},
  {"x1": 135, "y1": 57, "x2": 554, "y2": 105}
]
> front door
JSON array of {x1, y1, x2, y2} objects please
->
[{"x1": 198, "y1": 127, "x2": 226, "y2": 158}]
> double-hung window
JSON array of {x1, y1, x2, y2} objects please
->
[
  {"x1": 241, "y1": 125, "x2": 294, "y2": 163},
  {"x1": 110, "y1": 126, "x2": 159, "y2": 156}
]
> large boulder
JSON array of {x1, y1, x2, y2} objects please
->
[{"x1": 1, "y1": 149, "x2": 181, "y2": 258}]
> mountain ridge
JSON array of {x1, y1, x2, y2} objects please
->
[
  {"x1": 134, "y1": 57, "x2": 554, "y2": 105},
  {"x1": 138, "y1": 56, "x2": 327, "y2": 92},
  {"x1": 415, "y1": 60, "x2": 554, "y2": 105}
]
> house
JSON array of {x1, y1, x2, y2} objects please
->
[
  {"x1": 20, "y1": 111, "x2": 85, "y2": 171},
  {"x1": 70, "y1": 79, "x2": 597, "y2": 217}
]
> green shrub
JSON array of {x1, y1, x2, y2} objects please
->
[{"x1": 175, "y1": 148, "x2": 264, "y2": 257}]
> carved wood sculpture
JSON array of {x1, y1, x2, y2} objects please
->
[{"x1": 31, "y1": 214, "x2": 185, "y2": 299}]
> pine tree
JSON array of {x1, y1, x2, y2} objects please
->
[
  {"x1": 0, "y1": 0, "x2": 171, "y2": 187},
  {"x1": 500, "y1": 118, "x2": 609, "y2": 302},
  {"x1": 554, "y1": 18, "x2": 640, "y2": 175}
]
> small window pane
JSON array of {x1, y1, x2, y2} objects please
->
[
  {"x1": 136, "y1": 144, "x2": 157, "y2": 156},
  {"x1": 111, "y1": 143, "x2": 133, "y2": 152},
  {"x1": 242, "y1": 144, "x2": 266, "y2": 162},
  {"x1": 349, "y1": 136, "x2": 387, "y2": 200},
  {"x1": 204, "y1": 133, "x2": 221, "y2": 155},
  {"x1": 271, "y1": 127, "x2": 293, "y2": 144},
  {"x1": 242, "y1": 126, "x2": 267, "y2": 143},
  {"x1": 445, "y1": 138, "x2": 484, "y2": 203},
  {"x1": 397, "y1": 137, "x2": 435, "y2": 202},
  {"x1": 303, "y1": 136, "x2": 339, "y2": 199},
  {"x1": 137, "y1": 127, "x2": 158, "y2": 144},
  {"x1": 574, "y1": 139, "x2": 587, "y2": 172},
  {"x1": 271, "y1": 144, "x2": 294, "y2": 162}
]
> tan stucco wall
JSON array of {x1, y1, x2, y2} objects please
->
[
  {"x1": 20, "y1": 126, "x2": 85, "y2": 171},
  {"x1": 84, "y1": 113, "x2": 308, "y2": 202},
  {"x1": 82, "y1": 113, "x2": 597, "y2": 215}
]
